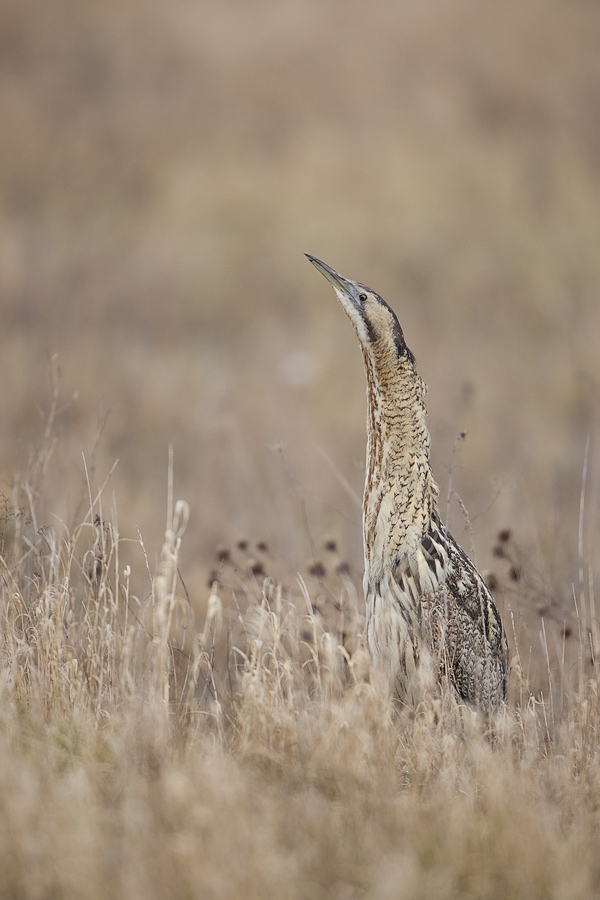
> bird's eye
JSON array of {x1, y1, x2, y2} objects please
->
[{"x1": 358, "y1": 293, "x2": 367, "y2": 302}]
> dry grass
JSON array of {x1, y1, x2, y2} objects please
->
[
  {"x1": 1, "y1": 435, "x2": 600, "y2": 899},
  {"x1": 1, "y1": 0, "x2": 600, "y2": 896}
]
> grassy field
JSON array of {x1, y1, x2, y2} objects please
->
[{"x1": 1, "y1": 0, "x2": 600, "y2": 896}]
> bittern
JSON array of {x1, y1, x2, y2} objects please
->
[{"x1": 307, "y1": 254, "x2": 508, "y2": 711}]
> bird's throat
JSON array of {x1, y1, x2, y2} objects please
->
[{"x1": 362, "y1": 353, "x2": 437, "y2": 580}]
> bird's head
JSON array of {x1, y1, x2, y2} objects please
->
[{"x1": 306, "y1": 254, "x2": 415, "y2": 368}]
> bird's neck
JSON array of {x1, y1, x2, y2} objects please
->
[{"x1": 362, "y1": 350, "x2": 438, "y2": 581}]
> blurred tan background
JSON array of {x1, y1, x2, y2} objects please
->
[{"x1": 1, "y1": 0, "x2": 599, "y2": 666}]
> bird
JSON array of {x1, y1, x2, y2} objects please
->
[{"x1": 306, "y1": 254, "x2": 508, "y2": 712}]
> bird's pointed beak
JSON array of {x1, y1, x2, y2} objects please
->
[{"x1": 305, "y1": 254, "x2": 362, "y2": 307}]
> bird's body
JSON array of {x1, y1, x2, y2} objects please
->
[{"x1": 307, "y1": 255, "x2": 508, "y2": 711}]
